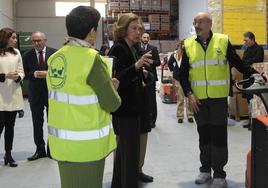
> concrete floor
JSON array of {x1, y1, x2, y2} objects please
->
[{"x1": 0, "y1": 95, "x2": 251, "y2": 188}]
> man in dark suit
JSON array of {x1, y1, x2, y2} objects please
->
[
  {"x1": 139, "y1": 32, "x2": 161, "y2": 128},
  {"x1": 22, "y1": 31, "x2": 57, "y2": 161},
  {"x1": 134, "y1": 32, "x2": 160, "y2": 183}
]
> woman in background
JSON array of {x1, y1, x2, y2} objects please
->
[
  {"x1": 168, "y1": 41, "x2": 193, "y2": 124},
  {"x1": 0, "y1": 27, "x2": 25, "y2": 167}
]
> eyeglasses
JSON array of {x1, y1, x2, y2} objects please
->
[
  {"x1": 193, "y1": 19, "x2": 210, "y2": 26},
  {"x1": 32, "y1": 39, "x2": 43, "y2": 43}
]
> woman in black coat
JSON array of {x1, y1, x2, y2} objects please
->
[{"x1": 109, "y1": 13, "x2": 153, "y2": 188}]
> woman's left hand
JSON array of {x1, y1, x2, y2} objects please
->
[
  {"x1": 6, "y1": 72, "x2": 19, "y2": 80},
  {"x1": 112, "y1": 78, "x2": 120, "y2": 90}
]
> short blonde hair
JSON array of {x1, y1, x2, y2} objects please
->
[{"x1": 113, "y1": 13, "x2": 143, "y2": 42}]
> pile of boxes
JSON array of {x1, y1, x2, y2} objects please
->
[
  {"x1": 107, "y1": 0, "x2": 171, "y2": 33},
  {"x1": 148, "y1": 14, "x2": 160, "y2": 31},
  {"x1": 160, "y1": 15, "x2": 170, "y2": 31}
]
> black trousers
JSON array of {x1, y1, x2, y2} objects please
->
[
  {"x1": 111, "y1": 116, "x2": 140, "y2": 188},
  {"x1": 0, "y1": 111, "x2": 17, "y2": 151},
  {"x1": 30, "y1": 100, "x2": 48, "y2": 153},
  {"x1": 194, "y1": 98, "x2": 228, "y2": 178}
]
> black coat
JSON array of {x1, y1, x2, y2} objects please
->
[
  {"x1": 22, "y1": 47, "x2": 57, "y2": 105},
  {"x1": 108, "y1": 39, "x2": 144, "y2": 117},
  {"x1": 242, "y1": 43, "x2": 264, "y2": 66},
  {"x1": 242, "y1": 43, "x2": 264, "y2": 98}
]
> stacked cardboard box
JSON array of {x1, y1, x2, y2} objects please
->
[
  {"x1": 148, "y1": 14, "x2": 160, "y2": 31},
  {"x1": 119, "y1": 0, "x2": 130, "y2": 11},
  {"x1": 228, "y1": 67, "x2": 249, "y2": 120},
  {"x1": 161, "y1": 0, "x2": 170, "y2": 12},
  {"x1": 151, "y1": 0, "x2": 161, "y2": 11},
  {"x1": 160, "y1": 40, "x2": 178, "y2": 53},
  {"x1": 161, "y1": 14, "x2": 170, "y2": 31},
  {"x1": 141, "y1": 0, "x2": 151, "y2": 11},
  {"x1": 130, "y1": 0, "x2": 140, "y2": 10},
  {"x1": 108, "y1": 1, "x2": 120, "y2": 11}
]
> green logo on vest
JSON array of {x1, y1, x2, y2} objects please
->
[
  {"x1": 48, "y1": 53, "x2": 67, "y2": 89},
  {"x1": 216, "y1": 48, "x2": 222, "y2": 55}
]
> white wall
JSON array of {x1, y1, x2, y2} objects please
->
[
  {"x1": 179, "y1": 0, "x2": 208, "y2": 40},
  {"x1": 0, "y1": 0, "x2": 14, "y2": 28},
  {"x1": 15, "y1": 0, "x2": 103, "y2": 49}
]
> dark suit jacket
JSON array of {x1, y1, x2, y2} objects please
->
[
  {"x1": 168, "y1": 52, "x2": 180, "y2": 81},
  {"x1": 136, "y1": 43, "x2": 161, "y2": 81},
  {"x1": 22, "y1": 47, "x2": 57, "y2": 105}
]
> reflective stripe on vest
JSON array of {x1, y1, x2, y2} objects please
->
[
  {"x1": 191, "y1": 79, "x2": 230, "y2": 86},
  {"x1": 48, "y1": 123, "x2": 113, "y2": 141},
  {"x1": 191, "y1": 59, "x2": 228, "y2": 68},
  {"x1": 49, "y1": 90, "x2": 98, "y2": 105}
]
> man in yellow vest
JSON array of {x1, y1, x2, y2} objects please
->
[
  {"x1": 46, "y1": 6, "x2": 121, "y2": 188},
  {"x1": 179, "y1": 12, "x2": 258, "y2": 188}
]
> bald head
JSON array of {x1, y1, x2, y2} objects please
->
[
  {"x1": 193, "y1": 12, "x2": 212, "y2": 40},
  {"x1": 195, "y1": 12, "x2": 212, "y2": 23}
]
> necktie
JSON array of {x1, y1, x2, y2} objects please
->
[
  {"x1": 38, "y1": 51, "x2": 45, "y2": 70},
  {"x1": 143, "y1": 45, "x2": 147, "y2": 51}
]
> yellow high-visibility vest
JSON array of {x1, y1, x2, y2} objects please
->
[
  {"x1": 46, "y1": 45, "x2": 116, "y2": 162},
  {"x1": 184, "y1": 33, "x2": 230, "y2": 99}
]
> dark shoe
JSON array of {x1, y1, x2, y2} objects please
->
[
  {"x1": 18, "y1": 110, "x2": 24, "y2": 118},
  {"x1": 27, "y1": 152, "x2": 46, "y2": 161},
  {"x1": 188, "y1": 117, "x2": 194, "y2": 123},
  {"x1": 139, "y1": 172, "x2": 154, "y2": 183},
  {"x1": 4, "y1": 154, "x2": 18, "y2": 167},
  {"x1": 47, "y1": 152, "x2": 52, "y2": 159},
  {"x1": 178, "y1": 118, "x2": 183, "y2": 123},
  {"x1": 151, "y1": 123, "x2": 156, "y2": 128},
  {"x1": 243, "y1": 123, "x2": 250, "y2": 128}
]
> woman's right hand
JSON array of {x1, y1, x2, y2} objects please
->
[
  {"x1": 135, "y1": 51, "x2": 153, "y2": 70},
  {"x1": 5, "y1": 72, "x2": 19, "y2": 80}
]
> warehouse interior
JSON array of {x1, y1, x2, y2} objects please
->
[{"x1": 0, "y1": 0, "x2": 268, "y2": 188}]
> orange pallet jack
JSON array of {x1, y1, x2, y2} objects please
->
[
  {"x1": 159, "y1": 58, "x2": 177, "y2": 104},
  {"x1": 236, "y1": 74, "x2": 268, "y2": 188}
]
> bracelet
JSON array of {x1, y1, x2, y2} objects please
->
[{"x1": 187, "y1": 91, "x2": 193, "y2": 97}]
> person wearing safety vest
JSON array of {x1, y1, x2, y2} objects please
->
[
  {"x1": 46, "y1": 6, "x2": 121, "y2": 188},
  {"x1": 178, "y1": 12, "x2": 259, "y2": 188}
]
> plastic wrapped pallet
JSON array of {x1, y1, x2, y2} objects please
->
[
  {"x1": 251, "y1": 63, "x2": 268, "y2": 117},
  {"x1": 208, "y1": 0, "x2": 267, "y2": 45}
]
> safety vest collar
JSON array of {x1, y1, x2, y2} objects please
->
[
  {"x1": 49, "y1": 90, "x2": 98, "y2": 105},
  {"x1": 48, "y1": 123, "x2": 113, "y2": 141}
]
